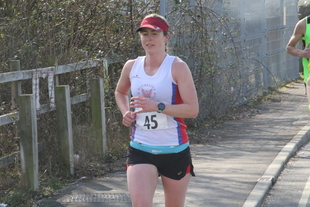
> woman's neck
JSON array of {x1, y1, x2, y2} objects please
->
[
  {"x1": 144, "y1": 52, "x2": 167, "y2": 75},
  {"x1": 145, "y1": 52, "x2": 167, "y2": 68}
]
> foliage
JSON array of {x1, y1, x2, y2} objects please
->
[
  {"x1": 299, "y1": 1, "x2": 310, "y2": 19},
  {"x1": 1, "y1": 190, "x2": 32, "y2": 207}
]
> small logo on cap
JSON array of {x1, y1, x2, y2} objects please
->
[{"x1": 155, "y1": 27, "x2": 161, "y2": 30}]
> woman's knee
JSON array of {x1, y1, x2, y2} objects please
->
[{"x1": 127, "y1": 164, "x2": 158, "y2": 207}]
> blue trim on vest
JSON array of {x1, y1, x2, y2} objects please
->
[{"x1": 130, "y1": 141, "x2": 189, "y2": 155}]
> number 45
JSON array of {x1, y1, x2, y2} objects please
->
[{"x1": 144, "y1": 115, "x2": 158, "y2": 130}]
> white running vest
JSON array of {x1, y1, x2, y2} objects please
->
[{"x1": 130, "y1": 55, "x2": 189, "y2": 146}]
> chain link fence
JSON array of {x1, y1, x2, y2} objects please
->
[{"x1": 161, "y1": 0, "x2": 299, "y2": 122}]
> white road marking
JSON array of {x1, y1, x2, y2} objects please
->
[{"x1": 298, "y1": 173, "x2": 310, "y2": 207}]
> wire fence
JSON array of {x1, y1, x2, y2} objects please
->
[{"x1": 162, "y1": 0, "x2": 299, "y2": 118}]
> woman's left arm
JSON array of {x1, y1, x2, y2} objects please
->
[{"x1": 165, "y1": 57, "x2": 199, "y2": 118}]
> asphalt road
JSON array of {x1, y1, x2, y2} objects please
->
[{"x1": 262, "y1": 140, "x2": 310, "y2": 207}]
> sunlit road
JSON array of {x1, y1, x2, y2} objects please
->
[{"x1": 262, "y1": 141, "x2": 310, "y2": 207}]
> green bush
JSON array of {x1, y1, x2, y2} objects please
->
[{"x1": 299, "y1": 1, "x2": 310, "y2": 19}]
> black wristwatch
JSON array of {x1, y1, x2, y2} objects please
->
[{"x1": 157, "y1": 103, "x2": 165, "y2": 113}]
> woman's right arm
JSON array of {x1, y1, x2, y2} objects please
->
[{"x1": 115, "y1": 60, "x2": 136, "y2": 127}]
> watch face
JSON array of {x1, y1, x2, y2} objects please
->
[{"x1": 158, "y1": 103, "x2": 165, "y2": 110}]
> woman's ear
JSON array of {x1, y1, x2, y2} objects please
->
[{"x1": 165, "y1": 33, "x2": 170, "y2": 43}]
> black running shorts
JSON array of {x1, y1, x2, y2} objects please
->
[{"x1": 127, "y1": 146, "x2": 195, "y2": 180}]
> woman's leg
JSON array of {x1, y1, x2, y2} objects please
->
[
  {"x1": 127, "y1": 164, "x2": 158, "y2": 207},
  {"x1": 161, "y1": 173, "x2": 191, "y2": 207}
]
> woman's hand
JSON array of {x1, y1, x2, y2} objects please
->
[
  {"x1": 130, "y1": 96, "x2": 157, "y2": 114},
  {"x1": 122, "y1": 111, "x2": 136, "y2": 127}
]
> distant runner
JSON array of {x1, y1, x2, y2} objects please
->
[{"x1": 287, "y1": 16, "x2": 310, "y2": 110}]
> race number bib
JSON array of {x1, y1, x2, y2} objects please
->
[{"x1": 136, "y1": 111, "x2": 168, "y2": 130}]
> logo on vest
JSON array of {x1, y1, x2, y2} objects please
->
[
  {"x1": 131, "y1": 74, "x2": 140, "y2": 79},
  {"x1": 137, "y1": 84, "x2": 157, "y2": 99}
]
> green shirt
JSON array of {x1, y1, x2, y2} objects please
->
[{"x1": 302, "y1": 16, "x2": 310, "y2": 82}]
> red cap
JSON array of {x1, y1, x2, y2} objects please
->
[{"x1": 137, "y1": 16, "x2": 169, "y2": 33}]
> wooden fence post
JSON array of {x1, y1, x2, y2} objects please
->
[
  {"x1": 48, "y1": 56, "x2": 59, "y2": 86},
  {"x1": 19, "y1": 94, "x2": 39, "y2": 191},
  {"x1": 10, "y1": 60, "x2": 21, "y2": 108},
  {"x1": 90, "y1": 78, "x2": 107, "y2": 154},
  {"x1": 55, "y1": 85, "x2": 74, "y2": 176}
]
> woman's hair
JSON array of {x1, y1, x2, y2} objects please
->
[{"x1": 143, "y1": 14, "x2": 169, "y2": 36}]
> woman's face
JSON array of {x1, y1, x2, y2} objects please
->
[{"x1": 139, "y1": 28, "x2": 169, "y2": 54}]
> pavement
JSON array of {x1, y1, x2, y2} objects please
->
[{"x1": 37, "y1": 80, "x2": 310, "y2": 207}]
